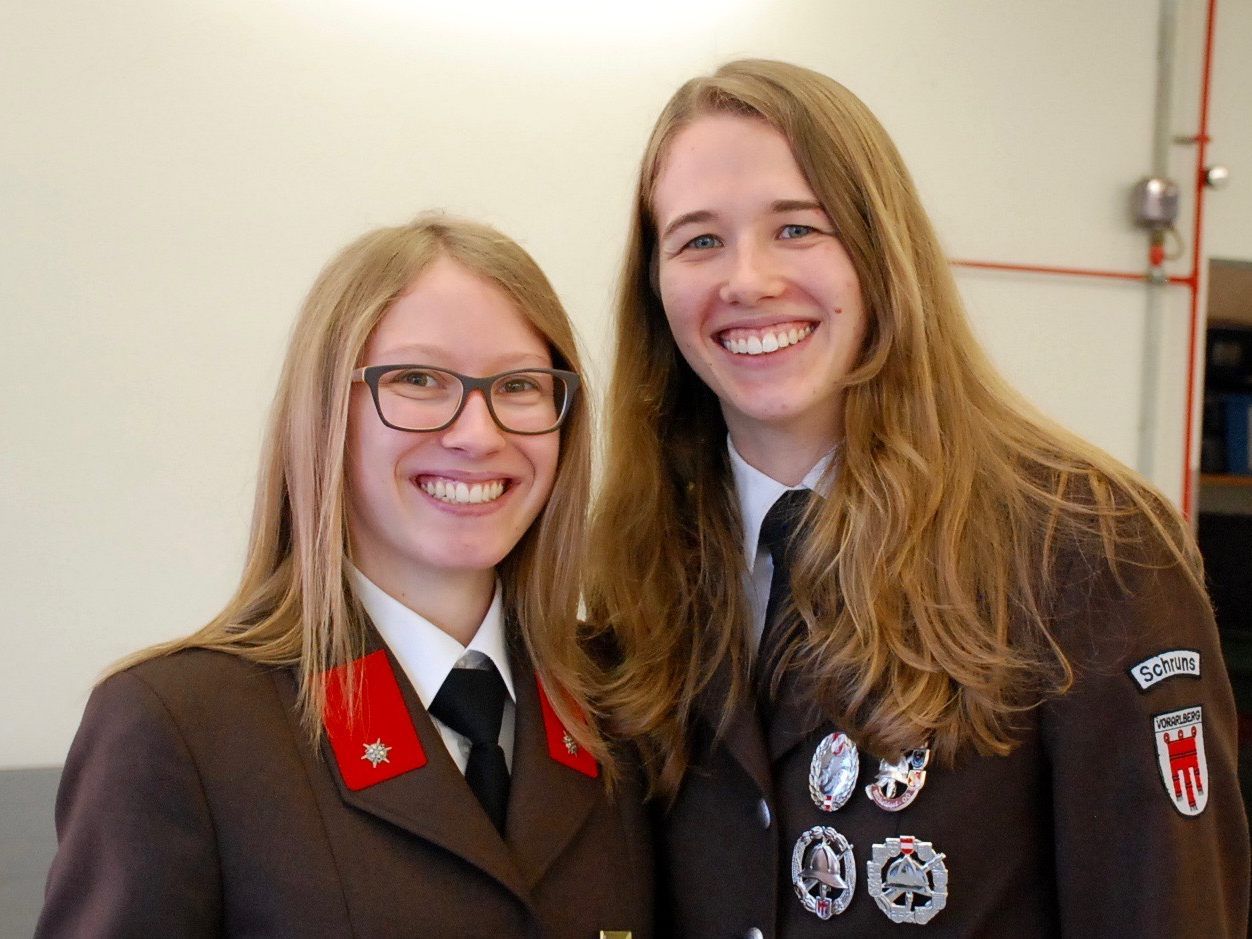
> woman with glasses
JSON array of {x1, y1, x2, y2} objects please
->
[
  {"x1": 588, "y1": 59, "x2": 1247, "y2": 935},
  {"x1": 38, "y1": 215, "x2": 653, "y2": 937}
]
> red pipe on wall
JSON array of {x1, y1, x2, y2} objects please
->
[
  {"x1": 950, "y1": 0, "x2": 1218, "y2": 518},
  {"x1": 1179, "y1": 0, "x2": 1219, "y2": 519},
  {"x1": 950, "y1": 258, "x2": 1192, "y2": 286}
]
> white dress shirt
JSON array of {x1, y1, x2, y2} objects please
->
[
  {"x1": 728, "y1": 437, "x2": 836, "y2": 649},
  {"x1": 348, "y1": 565, "x2": 516, "y2": 773}
]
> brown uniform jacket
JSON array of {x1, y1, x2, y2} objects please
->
[
  {"x1": 37, "y1": 644, "x2": 653, "y2": 938},
  {"x1": 657, "y1": 542, "x2": 1249, "y2": 937}
]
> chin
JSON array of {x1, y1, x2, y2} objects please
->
[{"x1": 425, "y1": 543, "x2": 514, "y2": 575}]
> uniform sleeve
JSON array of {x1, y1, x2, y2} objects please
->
[
  {"x1": 1042, "y1": 543, "x2": 1249, "y2": 937},
  {"x1": 35, "y1": 669, "x2": 223, "y2": 938}
]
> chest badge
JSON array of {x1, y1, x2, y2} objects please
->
[
  {"x1": 1153, "y1": 705, "x2": 1209, "y2": 815},
  {"x1": 867, "y1": 835, "x2": 948, "y2": 925},
  {"x1": 809, "y1": 731, "x2": 859, "y2": 811},
  {"x1": 866, "y1": 747, "x2": 930, "y2": 811},
  {"x1": 792, "y1": 826, "x2": 856, "y2": 919}
]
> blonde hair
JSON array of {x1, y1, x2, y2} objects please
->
[
  {"x1": 588, "y1": 59, "x2": 1200, "y2": 797},
  {"x1": 116, "y1": 214, "x2": 606, "y2": 762}
]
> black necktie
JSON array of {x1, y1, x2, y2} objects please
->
[
  {"x1": 429, "y1": 662, "x2": 510, "y2": 834},
  {"x1": 756, "y1": 488, "x2": 813, "y2": 696}
]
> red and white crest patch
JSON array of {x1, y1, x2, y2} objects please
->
[{"x1": 1153, "y1": 705, "x2": 1208, "y2": 816}]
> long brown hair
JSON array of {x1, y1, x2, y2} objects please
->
[
  {"x1": 587, "y1": 59, "x2": 1199, "y2": 797},
  {"x1": 114, "y1": 214, "x2": 607, "y2": 763}
]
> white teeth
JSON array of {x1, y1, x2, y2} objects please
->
[
  {"x1": 720, "y1": 324, "x2": 814, "y2": 356},
  {"x1": 420, "y1": 478, "x2": 507, "y2": 505}
]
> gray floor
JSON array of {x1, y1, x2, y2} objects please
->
[{"x1": 1, "y1": 767, "x2": 59, "y2": 938}]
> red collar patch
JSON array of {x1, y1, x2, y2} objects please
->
[
  {"x1": 536, "y1": 677, "x2": 599, "y2": 778},
  {"x1": 323, "y1": 650, "x2": 426, "y2": 790}
]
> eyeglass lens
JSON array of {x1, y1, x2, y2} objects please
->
[{"x1": 375, "y1": 367, "x2": 567, "y2": 433}]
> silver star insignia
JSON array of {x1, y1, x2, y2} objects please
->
[
  {"x1": 361, "y1": 738, "x2": 392, "y2": 768},
  {"x1": 563, "y1": 731, "x2": 579, "y2": 755}
]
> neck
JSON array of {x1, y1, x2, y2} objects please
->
[
  {"x1": 726, "y1": 412, "x2": 841, "y2": 487},
  {"x1": 352, "y1": 553, "x2": 495, "y2": 647}
]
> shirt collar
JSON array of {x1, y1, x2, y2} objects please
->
[
  {"x1": 728, "y1": 436, "x2": 836, "y2": 568},
  {"x1": 347, "y1": 564, "x2": 516, "y2": 710}
]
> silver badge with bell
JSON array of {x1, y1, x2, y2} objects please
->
[
  {"x1": 808, "y1": 731, "x2": 859, "y2": 812},
  {"x1": 792, "y1": 826, "x2": 855, "y2": 919}
]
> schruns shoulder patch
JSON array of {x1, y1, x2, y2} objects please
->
[
  {"x1": 1129, "y1": 648, "x2": 1201, "y2": 691},
  {"x1": 1153, "y1": 705, "x2": 1208, "y2": 816}
]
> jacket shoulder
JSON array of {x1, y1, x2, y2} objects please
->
[
  {"x1": 114, "y1": 647, "x2": 286, "y2": 710},
  {"x1": 83, "y1": 648, "x2": 297, "y2": 769}
]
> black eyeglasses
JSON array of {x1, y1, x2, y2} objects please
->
[{"x1": 351, "y1": 365, "x2": 579, "y2": 435}]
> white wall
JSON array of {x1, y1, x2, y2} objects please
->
[
  {"x1": 1206, "y1": 0, "x2": 1252, "y2": 260},
  {"x1": 1, "y1": 0, "x2": 1244, "y2": 768}
]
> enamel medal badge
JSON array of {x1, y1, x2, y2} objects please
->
[{"x1": 866, "y1": 747, "x2": 930, "y2": 811}]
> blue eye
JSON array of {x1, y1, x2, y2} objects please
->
[
  {"x1": 780, "y1": 224, "x2": 814, "y2": 239},
  {"x1": 685, "y1": 234, "x2": 722, "y2": 250}
]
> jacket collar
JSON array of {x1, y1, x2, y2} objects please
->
[
  {"x1": 504, "y1": 643, "x2": 601, "y2": 891},
  {"x1": 315, "y1": 628, "x2": 602, "y2": 899}
]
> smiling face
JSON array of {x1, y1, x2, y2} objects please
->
[
  {"x1": 652, "y1": 113, "x2": 868, "y2": 477},
  {"x1": 345, "y1": 254, "x2": 559, "y2": 602}
]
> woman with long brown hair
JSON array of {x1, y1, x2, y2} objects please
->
[
  {"x1": 589, "y1": 59, "x2": 1246, "y2": 936},
  {"x1": 39, "y1": 215, "x2": 652, "y2": 937}
]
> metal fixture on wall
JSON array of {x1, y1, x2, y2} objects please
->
[{"x1": 950, "y1": 0, "x2": 1221, "y2": 519}]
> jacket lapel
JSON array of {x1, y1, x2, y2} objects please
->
[
  {"x1": 504, "y1": 647, "x2": 601, "y2": 890},
  {"x1": 316, "y1": 645, "x2": 532, "y2": 907},
  {"x1": 766, "y1": 665, "x2": 827, "y2": 762},
  {"x1": 696, "y1": 657, "x2": 772, "y2": 796}
]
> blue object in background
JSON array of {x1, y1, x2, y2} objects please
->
[{"x1": 1226, "y1": 394, "x2": 1252, "y2": 475}]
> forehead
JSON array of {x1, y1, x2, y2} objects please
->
[
  {"x1": 652, "y1": 113, "x2": 817, "y2": 220},
  {"x1": 365, "y1": 255, "x2": 549, "y2": 362}
]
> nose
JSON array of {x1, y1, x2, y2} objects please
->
[
  {"x1": 439, "y1": 390, "x2": 505, "y2": 455},
  {"x1": 718, "y1": 241, "x2": 785, "y2": 306}
]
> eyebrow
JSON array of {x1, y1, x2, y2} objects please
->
[
  {"x1": 368, "y1": 344, "x2": 550, "y2": 369},
  {"x1": 659, "y1": 200, "x2": 829, "y2": 242},
  {"x1": 771, "y1": 199, "x2": 827, "y2": 215},
  {"x1": 659, "y1": 210, "x2": 716, "y2": 243}
]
